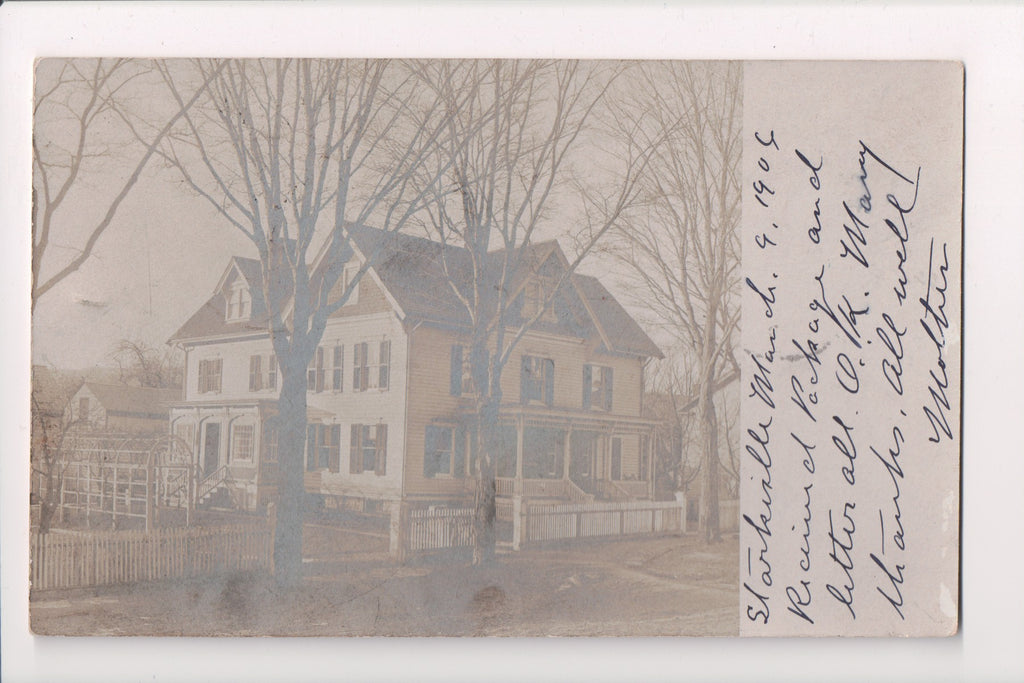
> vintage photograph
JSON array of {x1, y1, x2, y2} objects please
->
[{"x1": 30, "y1": 58, "x2": 742, "y2": 636}]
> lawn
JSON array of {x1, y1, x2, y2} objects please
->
[{"x1": 30, "y1": 525, "x2": 738, "y2": 637}]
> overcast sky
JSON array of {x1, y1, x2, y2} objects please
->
[{"x1": 31, "y1": 59, "x2": 667, "y2": 371}]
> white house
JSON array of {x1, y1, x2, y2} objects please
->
[{"x1": 168, "y1": 226, "x2": 663, "y2": 516}]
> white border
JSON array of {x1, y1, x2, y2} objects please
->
[{"x1": 3, "y1": 3, "x2": 1022, "y2": 682}]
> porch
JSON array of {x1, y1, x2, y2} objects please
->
[{"x1": 489, "y1": 406, "x2": 659, "y2": 515}]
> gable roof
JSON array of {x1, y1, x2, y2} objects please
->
[
  {"x1": 172, "y1": 225, "x2": 661, "y2": 359},
  {"x1": 77, "y1": 382, "x2": 180, "y2": 416},
  {"x1": 169, "y1": 257, "x2": 271, "y2": 343}
]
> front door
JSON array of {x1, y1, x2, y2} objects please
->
[{"x1": 203, "y1": 422, "x2": 221, "y2": 476}]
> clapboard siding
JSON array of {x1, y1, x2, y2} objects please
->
[
  {"x1": 402, "y1": 325, "x2": 648, "y2": 496},
  {"x1": 404, "y1": 325, "x2": 474, "y2": 497}
]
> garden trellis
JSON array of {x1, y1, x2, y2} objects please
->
[{"x1": 52, "y1": 431, "x2": 195, "y2": 530}]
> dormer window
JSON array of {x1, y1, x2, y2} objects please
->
[
  {"x1": 522, "y1": 276, "x2": 558, "y2": 323},
  {"x1": 226, "y1": 281, "x2": 251, "y2": 321},
  {"x1": 342, "y1": 264, "x2": 360, "y2": 306}
]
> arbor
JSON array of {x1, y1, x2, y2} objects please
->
[
  {"x1": 149, "y1": 59, "x2": 459, "y2": 585},
  {"x1": 608, "y1": 62, "x2": 742, "y2": 543},
  {"x1": 32, "y1": 59, "x2": 221, "y2": 309},
  {"x1": 412, "y1": 60, "x2": 650, "y2": 563}
]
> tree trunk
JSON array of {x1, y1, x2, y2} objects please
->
[
  {"x1": 700, "y1": 378, "x2": 722, "y2": 544},
  {"x1": 472, "y1": 396, "x2": 500, "y2": 565},
  {"x1": 273, "y1": 366, "x2": 308, "y2": 586}
]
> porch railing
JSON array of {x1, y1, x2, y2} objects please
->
[{"x1": 197, "y1": 465, "x2": 229, "y2": 504}]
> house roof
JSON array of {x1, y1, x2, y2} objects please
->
[
  {"x1": 172, "y1": 225, "x2": 662, "y2": 359},
  {"x1": 78, "y1": 383, "x2": 180, "y2": 416},
  {"x1": 169, "y1": 257, "x2": 271, "y2": 343}
]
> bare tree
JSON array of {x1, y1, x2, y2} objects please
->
[
  {"x1": 110, "y1": 339, "x2": 183, "y2": 389},
  {"x1": 31, "y1": 59, "x2": 221, "y2": 309},
  {"x1": 607, "y1": 62, "x2": 741, "y2": 543},
  {"x1": 412, "y1": 60, "x2": 651, "y2": 564},
  {"x1": 145, "y1": 59, "x2": 459, "y2": 585},
  {"x1": 30, "y1": 366, "x2": 81, "y2": 533}
]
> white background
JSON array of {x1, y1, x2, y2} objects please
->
[{"x1": 2, "y1": 3, "x2": 1022, "y2": 681}]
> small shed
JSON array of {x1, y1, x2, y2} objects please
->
[
  {"x1": 66, "y1": 382, "x2": 179, "y2": 434},
  {"x1": 55, "y1": 432, "x2": 195, "y2": 531}
]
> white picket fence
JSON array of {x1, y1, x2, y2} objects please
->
[
  {"x1": 409, "y1": 507, "x2": 475, "y2": 552},
  {"x1": 524, "y1": 500, "x2": 686, "y2": 544},
  {"x1": 30, "y1": 523, "x2": 273, "y2": 591},
  {"x1": 407, "y1": 499, "x2": 687, "y2": 554}
]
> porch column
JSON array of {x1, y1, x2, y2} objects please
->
[{"x1": 514, "y1": 416, "x2": 525, "y2": 496}]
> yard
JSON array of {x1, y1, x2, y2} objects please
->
[{"x1": 30, "y1": 523, "x2": 738, "y2": 637}]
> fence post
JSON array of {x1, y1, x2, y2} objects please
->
[
  {"x1": 512, "y1": 496, "x2": 525, "y2": 551},
  {"x1": 389, "y1": 500, "x2": 410, "y2": 562}
]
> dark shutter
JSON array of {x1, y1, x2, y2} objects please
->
[
  {"x1": 375, "y1": 425, "x2": 387, "y2": 476},
  {"x1": 328, "y1": 424, "x2": 341, "y2": 472},
  {"x1": 453, "y1": 427, "x2": 466, "y2": 478},
  {"x1": 379, "y1": 340, "x2": 390, "y2": 389},
  {"x1": 520, "y1": 356, "x2": 531, "y2": 404},
  {"x1": 450, "y1": 345, "x2": 463, "y2": 396},
  {"x1": 350, "y1": 424, "x2": 361, "y2": 473},
  {"x1": 544, "y1": 358, "x2": 555, "y2": 406},
  {"x1": 604, "y1": 367, "x2": 614, "y2": 411},
  {"x1": 582, "y1": 364, "x2": 593, "y2": 409},
  {"x1": 306, "y1": 424, "x2": 317, "y2": 471}
]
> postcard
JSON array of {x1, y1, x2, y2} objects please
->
[{"x1": 25, "y1": 58, "x2": 960, "y2": 638}]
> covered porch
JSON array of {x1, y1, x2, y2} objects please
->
[{"x1": 490, "y1": 406, "x2": 658, "y2": 507}]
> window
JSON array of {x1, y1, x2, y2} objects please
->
[
  {"x1": 342, "y1": 264, "x2": 360, "y2": 305},
  {"x1": 522, "y1": 276, "x2": 558, "y2": 323},
  {"x1": 450, "y1": 345, "x2": 485, "y2": 397},
  {"x1": 78, "y1": 397, "x2": 90, "y2": 422},
  {"x1": 350, "y1": 424, "x2": 387, "y2": 475},
  {"x1": 226, "y1": 282, "x2": 251, "y2": 321},
  {"x1": 424, "y1": 425, "x2": 467, "y2": 478},
  {"x1": 231, "y1": 424, "x2": 255, "y2": 461},
  {"x1": 308, "y1": 347, "x2": 326, "y2": 392},
  {"x1": 263, "y1": 423, "x2": 278, "y2": 463},
  {"x1": 249, "y1": 355, "x2": 263, "y2": 392},
  {"x1": 198, "y1": 359, "x2": 223, "y2": 393},
  {"x1": 583, "y1": 365, "x2": 614, "y2": 411},
  {"x1": 267, "y1": 355, "x2": 277, "y2": 390},
  {"x1": 520, "y1": 355, "x2": 554, "y2": 405},
  {"x1": 332, "y1": 345, "x2": 344, "y2": 391},
  {"x1": 305, "y1": 424, "x2": 341, "y2": 472},
  {"x1": 353, "y1": 340, "x2": 390, "y2": 391}
]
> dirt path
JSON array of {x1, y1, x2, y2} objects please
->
[{"x1": 31, "y1": 531, "x2": 738, "y2": 637}]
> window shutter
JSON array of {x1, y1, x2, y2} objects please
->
[
  {"x1": 472, "y1": 348, "x2": 489, "y2": 396},
  {"x1": 582, "y1": 364, "x2": 592, "y2": 409},
  {"x1": 329, "y1": 424, "x2": 341, "y2": 473},
  {"x1": 306, "y1": 424, "x2": 317, "y2": 471},
  {"x1": 450, "y1": 345, "x2": 463, "y2": 396},
  {"x1": 453, "y1": 427, "x2": 466, "y2": 478},
  {"x1": 604, "y1": 367, "x2": 614, "y2": 411},
  {"x1": 249, "y1": 355, "x2": 262, "y2": 392},
  {"x1": 379, "y1": 340, "x2": 390, "y2": 389},
  {"x1": 520, "y1": 356, "x2": 531, "y2": 404},
  {"x1": 350, "y1": 424, "x2": 361, "y2": 473},
  {"x1": 544, "y1": 358, "x2": 555, "y2": 406},
  {"x1": 375, "y1": 425, "x2": 387, "y2": 476}
]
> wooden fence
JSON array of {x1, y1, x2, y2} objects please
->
[
  {"x1": 30, "y1": 523, "x2": 273, "y2": 591},
  {"x1": 406, "y1": 499, "x2": 687, "y2": 554},
  {"x1": 409, "y1": 507, "x2": 475, "y2": 552},
  {"x1": 524, "y1": 500, "x2": 686, "y2": 544}
]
